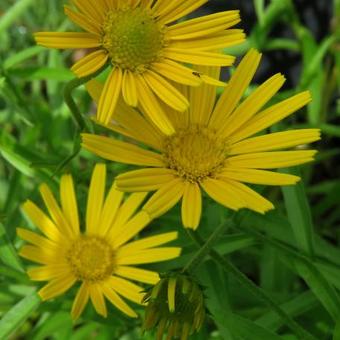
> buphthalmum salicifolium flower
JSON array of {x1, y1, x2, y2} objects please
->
[
  {"x1": 34, "y1": 0, "x2": 245, "y2": 134},
  {"x1": 82, "y1": 49, "x2": 321, "y2": 230},
  {"x1": 17, "y1": 163, "x2": 181, "y2": 320},
  {"x1": 142, "y1": 273, "x2": 205, "y2": 340}
]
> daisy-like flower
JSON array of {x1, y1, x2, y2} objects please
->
[
  {"x1": 34, "y1": 0, "x2": 245, "y2": 134},
  {"x1": 82, "y1": 49, "x2": 321, "y2": 230},
  {"x1": 17, "y1": 164, "x2": 181, "y2": 320}
]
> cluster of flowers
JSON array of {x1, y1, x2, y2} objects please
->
[{"x1": 18, "y1": 0, "x2": 320, "y2": 338}]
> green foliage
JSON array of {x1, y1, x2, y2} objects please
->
[{"x1": 0, "y1": 0, "x2": 339, "y2": 339}]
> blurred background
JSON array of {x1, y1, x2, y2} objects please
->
[{"x1": 0, "y1": 0, "x2": 339, "y2": 339}]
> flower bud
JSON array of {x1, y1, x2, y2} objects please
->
[{"x1": 143, "y1": 273, "x2": 205, "y2": 340}]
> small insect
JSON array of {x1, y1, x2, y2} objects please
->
[{"x1": 192, "y1": 71, "x2": 202, "y2": 78}]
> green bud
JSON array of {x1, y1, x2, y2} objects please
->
[{"x1": 142, "y1": 273, "x2": 205, "y2": 340}]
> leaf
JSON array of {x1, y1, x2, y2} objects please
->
[
  {"x1": 0, "y1": 292, "x2": 41, "y2": 339},
  {"x1": 293, "y1": 258, "x2": 340, "y2": 321},
  {"x1": 8, "y1": 67, "x2": 74, "y2": 81},
  {"x1": 281, "y1": 167, "x2": 315, "y2": 256},
  {"x1": 0, "y1": 222, "x2": 24, "y2": 272},
  {"x1": 3, "y1": 46, "x2": 46, "y2": 70},
  {"x1": 231, "y1": 314, "x2": 282, "y2": 340}
]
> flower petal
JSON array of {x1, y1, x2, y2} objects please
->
[
  {"x1": 71, "y1": 50, "x2": 108, "y2": 77},
  {"x1": 143, "y1": 178, "x2": 185, "y2": 219},
  {"x1": 97, "y1": 68, "x2": 123, "y2": 125},
  {"x1": 86, "y1": 164, "x2": 106, "y2": 235},
  {"x1": 115, "y1": 168, "x2": 176, "y2": 192},
  {"x1": 71, "y1": 282, "x2": 90, "y2": 320},
  {"x1": 181, "y1": 182, "x2": 202, "y2": 229},
  {"x1": 34, "y1": 32, "x2": 100, "y2": 49},
  {"x1": 81, "y1": 134, "x2": 165, "y2": 167}
]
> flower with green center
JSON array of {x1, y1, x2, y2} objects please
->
[
  {"x1": 34, "y1": 0, "x2": 245, "y2": 134},
  {"x1": 17, "y1": 164, "x2": 181, "y2": 320},
  {"x1": 142, "y1": 274, "x2": 205, "y2": 340},
  {"x1": 81, "y1": 49, "x2": 321, "y2": 230}
]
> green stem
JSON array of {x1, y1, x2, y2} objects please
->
[
  {"x1": 187, "y1": 230, "x2": 317, "y2": 340},
  {"x1": 63, "y1": 65, "x2": 107, "y2": 131},
  {"x1": 182, "y1": 219, "x2": 232, "y2": 274}
]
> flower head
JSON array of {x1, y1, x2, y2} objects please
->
[
  {"x1": 18, "y1": 164, "x2": 180, "y2": 320},
  {"x1": 34, "y1": 0, "x2": 245, "y2": 134},
  {"x1": 143, "y1": 274, "x2": 205, "y2": 340},
  {"x1": 82, "y1": 49, "x2": 321, "y2": 230}
]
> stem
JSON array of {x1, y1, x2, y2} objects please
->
[
  {"x1": 182, "y1": 219, "x2": 232, "y2": 274},
  {"x1": 63, "y1": 65, "x2": 107, "y2": 131},
  {"x1": 187, "y1": 230, "x2": 317, "y2": 340}
]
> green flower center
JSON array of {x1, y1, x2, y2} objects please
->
[
  {"x1": 102, "y1": 7, "x2": 164, "y2": 72},
  {"x1": 163, "y1": 126, "x2": 229, "y2": 183},
  {"x1": 66, "y1": 236, "x2": 115, "y2": 282}
]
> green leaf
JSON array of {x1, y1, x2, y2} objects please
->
[
  {"x1": 282, "y1": 168, "x2": 315, "y2": 256},
  {"x1": 3, "y1": 46, "x2": 46, "y2": 70},
  {"x1": 8, "y1": 67, "x2": 74, "y2": 81},
  {"x1": 0, "y1": 292, "x2": 41, "y2": 339},
  {"x1": 293, "y1": 258, "x2": 340, "y2": 321},
  {"x1": 231, "y1": 314, "x2": 282, "y2": 340},
  {"x1": 0, "y1": 222, "x2": 23, "y2": 272}
]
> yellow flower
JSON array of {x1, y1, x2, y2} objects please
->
[
  {"x1": 82, "y1": 49, "x2": 321, "y2": 230},
  {"x1": 34, "y1": 0, "x2": 245, "y2": 134},
  {"x1": 17, "y1": 164, "x2": 181, "y2": 320}
]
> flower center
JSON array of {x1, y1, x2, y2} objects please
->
[
  {"x1": 66, "y1": 236, "x2": 115, "y2": 282},
  {"x1": 101, "y1": 7, "x2": 164, "y2": 72},
  {"x1": 163, "y1": 126, "x2": 229, "y2": 183}
]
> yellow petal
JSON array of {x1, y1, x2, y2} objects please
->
[
  {"x1": 219, "y1": 73, "x2": 286, "y2": 137},
  {"x1": 156, "y1": 0, "x2": 208, "y2": 25},
  {"x1": 171, "y1": 30, "x2": 245, "y2": 51},
  {"x1": 108, "y1": 276, "x2": 144, "y2": 304},
  {"x1": 111, "y1": 211, "x2": 151, "y2": 247},
  {"x1": 17, "y1": 228, "x2": 57, "y2": 250},
  {"x1": 86, "y1": 164, "x2": 106, "y2": 235},
  {"x1": 151, "y1": 59, "x2": 202, "y2": 86},
  {"x1": 181, "y1": 182, "x2": 202, "y2": 229},
  {"x1": 34, "y1": 32, "x2": 101, "y2": 49},
  {"x1": 21, "y1": 201, "x2": 63, "y2": 243},
  {"x1": 227, "y1": 150, "x2": 317, "y2": 169},
  {"x1": 109, "y1": 192, "x2": 148, "y2": 235},
  {"x1": 19, "y1": 245, "x2": 53, "y2": 265},
  {"x1": 117, "y1": 247, "x2": 181, "y2": 265},
  {"x1": 39, "y1": 183, "x2": 73, "y2": 238},
  {"x1": 200, "y1": 178, "x2": 246, "y2": 210},
  {"x1": 230, "y1": 129, "x2": 321, "y2": 155},
  {"x1": 143, "y1": 178, "x2": 185, "y2": 219},
  {"x1": 38, "y1": 274, "x2": 76, "y2": 300},
  {"x1": 60, "y1": 174, "x2": 80, "y2": 235},
  {"x1": 189, "y1": 65, "x2": 220, "y2": 125},
  {"x1": 64, "y1": 5, "x2": 101, "y2": 35},
  {"x1": 168, "y1": 11, "x2": 240, "y2": 40},
  {"x1": 27, "y1": 264, "x2": 70, "y2": 281},
  {"x1": 71, "y1": 50, "x2": 108, "y2": 77},
  {"x1": 71, "y1": 282, "x2": 90, "y2": 320},
  {"x1": 115, "y1": 168, "x2": 176, "y2": 192},
  {"x1": 115, "y1": 266, "x2": 159, "y2": 284},
  {"x1": 134, "y1": 74, "x2": 175, "y2": 135},
  {"x1": 81, "y1": 134, "x2": 165, "y2": 167},
  {"x1": 89, "y1": 284, "x2": 107, "y2": 317},
  {"x1": 99, "y1": 185, "x2": 124, "y2": 236},
  {"x1": 119, "y1": 231, "x2": 178, "y2": 253},
  {"x1": 229, "y1": 91, "x2": 312, "y2": 143},
  {"x1": 164, "y1": 48, "x2": 235, "y2": 66},
  {"x1": 97, "y1": 68, "x2": 123, "y2": 125},
  {"x1": 219, "y1": 179, "x2": 274, "y2": 213},
  {"x1": 101, "y1": 281, "x2": 137, "y2": 318},
  {"x1": 220, "y1": 168, "x2": 300, "y2": 186},
  {"x1": 122, "y1": 70, "x2": 138, "y2": 107},
  {"x1": 72, "y1": 0, "x2": 105, "y2": 23},
  {"x1": 209, "y1": 49, "x2": 262, "y2": 128},
  {"x1": 86, "y1": 79, "x2": 103, "y2": 104}
]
